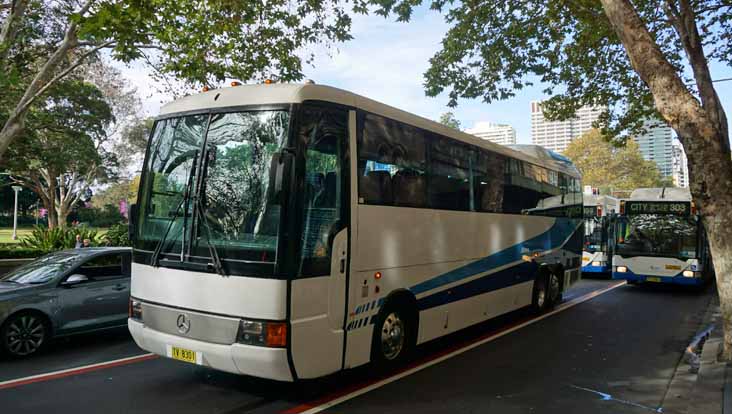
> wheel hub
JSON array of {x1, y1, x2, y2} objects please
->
[{"x1": 380, "y1": 312, "x2": 405, "y2": 360}]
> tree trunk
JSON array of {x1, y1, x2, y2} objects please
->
[{"x1": 600, "y1": 0, "x2": 732, "y2": 358}]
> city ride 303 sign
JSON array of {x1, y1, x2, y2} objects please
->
[{"x1": 625, "y1": 201, "x2": 691, "y2": 216}]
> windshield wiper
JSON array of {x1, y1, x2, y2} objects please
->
[
  {"x1": 191, "y1": 145, "x2": 226, "y2": 276},
  {"x1": 150, "y1": 152, "x2": 199, "y2": 267}
]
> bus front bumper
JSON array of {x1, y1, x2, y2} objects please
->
[
  {"x1": 612, "y1": 270, "x2": 704, "y2": 286},
  {"x1": 128, "y1": 319, "x2": 293, "y2": 382}
]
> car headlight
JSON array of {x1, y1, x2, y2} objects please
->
[
  {"x1": 237, "y1": 319, "x2": 287, "y2": 347},
  {"x1": 683, "y1": 270, "x2": 695, "y2": 277},
  {"x1": 616, "y1": 266, "x2": 627, "y2": 273},
  {"x1": 129, "y1": 298, "x2": 143, "y2": 321},
  {"x1": 592, "y1": 261, "x2": 602, "y2": 267}
]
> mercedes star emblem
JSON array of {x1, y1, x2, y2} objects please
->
[{"x1": 176, "y1": 313, "x2": 191, "y2": 334}]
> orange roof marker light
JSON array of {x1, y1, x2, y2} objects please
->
[
  {"x1": 264, "y1": 79, "x2": 273, "y2": 85},
  {"x1": 202, "y1": 86, "x2": 211, "y2": 92},
  {"x1": 231, "y1": 81, "x2": 242, "y2": 87}
]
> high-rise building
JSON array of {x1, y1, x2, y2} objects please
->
[
  {"x1": 464, "y1": 122, "x2": 517, "y2": 146},
  {"x1": 672, "y1": 140, "x2": 689, "y2": 188},
  {"x1": 633, "y1": 119, "x2": 674, "y2": 178},
  {"x1": 530, "y1": 101, "x2": 604, "y2": 152}
]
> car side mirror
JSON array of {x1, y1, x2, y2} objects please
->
[{"x1": 62, "y1": 274, "x2": 89, "y2": 287}]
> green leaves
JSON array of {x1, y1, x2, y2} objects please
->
[
  {"x1": 73, "y1": 0, "x2": 362, "y2": 86},
  {"x1": 374, "y1": 0, "x2": 720, "y2": 139}
]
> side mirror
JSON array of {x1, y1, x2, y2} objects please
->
[
  {"x1": 128, "y1": 204, "x2": 138, "y2": 243},
  {"x1": 267, "y1": 151, "x2": 294, "y2": 205},
  {"x1": 62, "y1": 274, "x2": 89, "y2": 287}
]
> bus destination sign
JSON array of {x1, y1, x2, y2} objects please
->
[{"x1": 625, "y1": 201, "x2": 691, "y2": 216}]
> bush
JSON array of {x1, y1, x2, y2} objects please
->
[
  {"x1": 19, "y1": 226, "x2": 99, "y2": 251},
  {"x1": 0, "y1": 247, "x2": 45, "y2": 259},
  {"x1": 102, "y1": 222, "x2": 130, "y2": 247},
  {"x1": 75, "y1": 204, "x2": 124, "y2": 228}
]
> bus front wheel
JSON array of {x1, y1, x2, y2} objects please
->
[
  {"x1": 532, "y1": 270, "x2": 560, "y2": 313},
  {"x1": 371, "y1": 303, "x2": 414, "y2": 366}
]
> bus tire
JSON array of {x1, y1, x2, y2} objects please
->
[
  {"x1": 531, "y1": 272, "x2": 550, "y2": 313},
  {"x1": 371, "y1": 301, "x2": 414, "y2": 366},
  {"x1": 546, "y1": 270, "x2": 562, "y2": 308}
]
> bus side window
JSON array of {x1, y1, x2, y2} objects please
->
[
  {"x1": 473, "y1": 149, "x2": 506, "y2": 213},
  {"x1": 358, "y1": 113, "x2": 427, "y2": 207},
  {"x1": 298, "y1": 106, "x2": 348, "y2": 277}
]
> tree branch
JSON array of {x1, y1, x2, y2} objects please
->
[{"x1": 0, "y1": 0, "x2": 29, "y2": 63}]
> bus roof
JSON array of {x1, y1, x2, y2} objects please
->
[
  {"x1": 628, "y1": 187, "x2": 691, "y2": 202},
  {"x1": 159, "y1": 83, "x2": 581, "y2": 178}
]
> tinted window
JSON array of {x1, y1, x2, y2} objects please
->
[
  {"x1": 77, "y1": 254, "x2": 124, "y2": 280},
  {"x1": 429, "y1": 135, "x2": 471, "y2": 211},
  {"x1": 473, "y1": 149, "x2": 507, "y2": 213},
  {"x1": 358, "y1": 114, "x2": 427, "y2": 208}
]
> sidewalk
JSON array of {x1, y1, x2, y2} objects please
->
[{"x1": 663, "y1": 293, "x2": 728, "y2": 414}]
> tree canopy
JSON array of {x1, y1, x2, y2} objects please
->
[
  {"x1": 564, "y1": 129, "x2": 668, "y2": 193},
  {"x1": 0, "y1": 0, "x2": 363, "y2": 162},
  {"x1": 438, "y1": 112, "x2": 461, "y2": 130}
]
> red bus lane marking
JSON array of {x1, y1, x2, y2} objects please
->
[
  {"x1": 0, "y1": 353, "x2": 157, "y2": 390},
  {"x1": 284, "y1": 281, "x2": 626, "y2": 414}
]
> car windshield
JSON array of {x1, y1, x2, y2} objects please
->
[
  {"x1": 135, "y1": 110, "x2": 289, "y2": 264},
  {"x1": 1, "y1": 251, "x2": 81, "y2": 284},
  {"x1": 615, "y1": 214, "x2": 698, "y2": 259}
]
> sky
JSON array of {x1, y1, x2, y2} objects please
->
[{"x1": 117, "y1": 7, "x2": 732, "y2": 146}]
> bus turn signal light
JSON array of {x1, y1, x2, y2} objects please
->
[
  {"x1": 231, "y1": 81, "x2": 241, "y2": 86},
  {"x1": 266, "y1": 323, "x2": 287, "y2": 347}
]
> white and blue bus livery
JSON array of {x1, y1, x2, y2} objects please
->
[
  {"x1": 127, "y1": 83, "x2": 584, "y2": 381},
  {"x1": 582, "y1": 194, "x2": 619, "y2": 274},
  {"x1": 612, "y1": 188, "x2": 712, "y2": 286}
]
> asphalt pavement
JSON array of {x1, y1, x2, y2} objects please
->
[{"x1": 0, "y1": 278, "x2": 714, "y2": 414}]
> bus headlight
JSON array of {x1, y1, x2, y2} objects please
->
[
  {"x1": 592, "y1": 261, "x2": 601, "y2": 267},
  {"x1": 683, "y1": 270, "x2": 695, "y2": 277},
  {"x1": 129, "y1": 298, "x2": 143, "y2": 321},
  {"x1": 616, "y1": 266, "x2": 627, "y2": 273},
  {"x1": 237, "y1": 319, "x2": 287, "y2": 348}
]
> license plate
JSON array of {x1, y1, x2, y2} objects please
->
[
  {"x1": 171, "y1": 346, "x2": 197, "y2": 364},
  {"x1": 646, "y1": 277, "x2": 662, "y2": 283}
]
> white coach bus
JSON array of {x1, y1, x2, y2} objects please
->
[{"x1": 127, "y1": 83, "x2": 584, "y2": 381}]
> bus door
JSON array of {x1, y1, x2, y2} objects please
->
[{"x1": 289, "y1": 105, "x2": 350, "y2": 379}]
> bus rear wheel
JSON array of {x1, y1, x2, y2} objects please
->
[{"x1": 371, "y1": 304, "x2": 413, "y2": 366}]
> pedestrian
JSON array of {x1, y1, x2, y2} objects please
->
[
  {"x1": 82, "y1": 238, "x2": 91, "y2": 248},
  {"x1": 74, "y1": 234, "x2": 82, "y2": 248}
]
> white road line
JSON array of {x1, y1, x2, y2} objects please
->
[{"x1": 295, "y1": 281, "x2": 625, "y2": 414}]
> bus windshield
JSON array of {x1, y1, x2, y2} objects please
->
[
  {"x1": 135, "y1": 110, "x2": 290, "y2": 265},
  {"x1": 583, "y1": 217, "x2": 603, "y2": 252},
  {"x1": 615, "y1": 214, "x2": 698, "y2": 259}
]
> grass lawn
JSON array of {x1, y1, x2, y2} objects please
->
[{"x1": 0, "y1": 227, "x2": 109, "y2": 244}]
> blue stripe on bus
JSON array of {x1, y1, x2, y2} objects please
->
[
  {"x1": 416, "y1": 261, "x2": 538, "y2": 311},
  {"x1": 410, "y1": 218, "x2": 579, "y2": 296}
]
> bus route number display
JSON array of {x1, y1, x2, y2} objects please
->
[{"x1": 625, "y1": 201, "x2": 691, "y2": 216}]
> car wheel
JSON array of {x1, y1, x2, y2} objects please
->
[{"x1": 1, "y1": 313, "x2": 48, "y2": 357}]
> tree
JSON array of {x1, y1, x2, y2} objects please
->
[
  {"x1": 438, "y1": 112, "x2": 461, "y2": 130},
  {"x1": 91, "y1": 177, "x2": 138, "y2": 208},
  {"x1": 0, "y1": 0, "x2": 358, "y2": 163},
  {"x1": 5, "y1": 78, "x2": 114, "y2": 228},
  {"x1": 564, "y1": 129, "x2": 666, "y2": 193},
  {"x1": 375, "y1": 1, "x2": 732, "y2": 356}
]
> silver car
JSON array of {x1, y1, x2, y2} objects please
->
[{"x1": 0, "y1": 247, "x2": 131, "y2": 357}]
